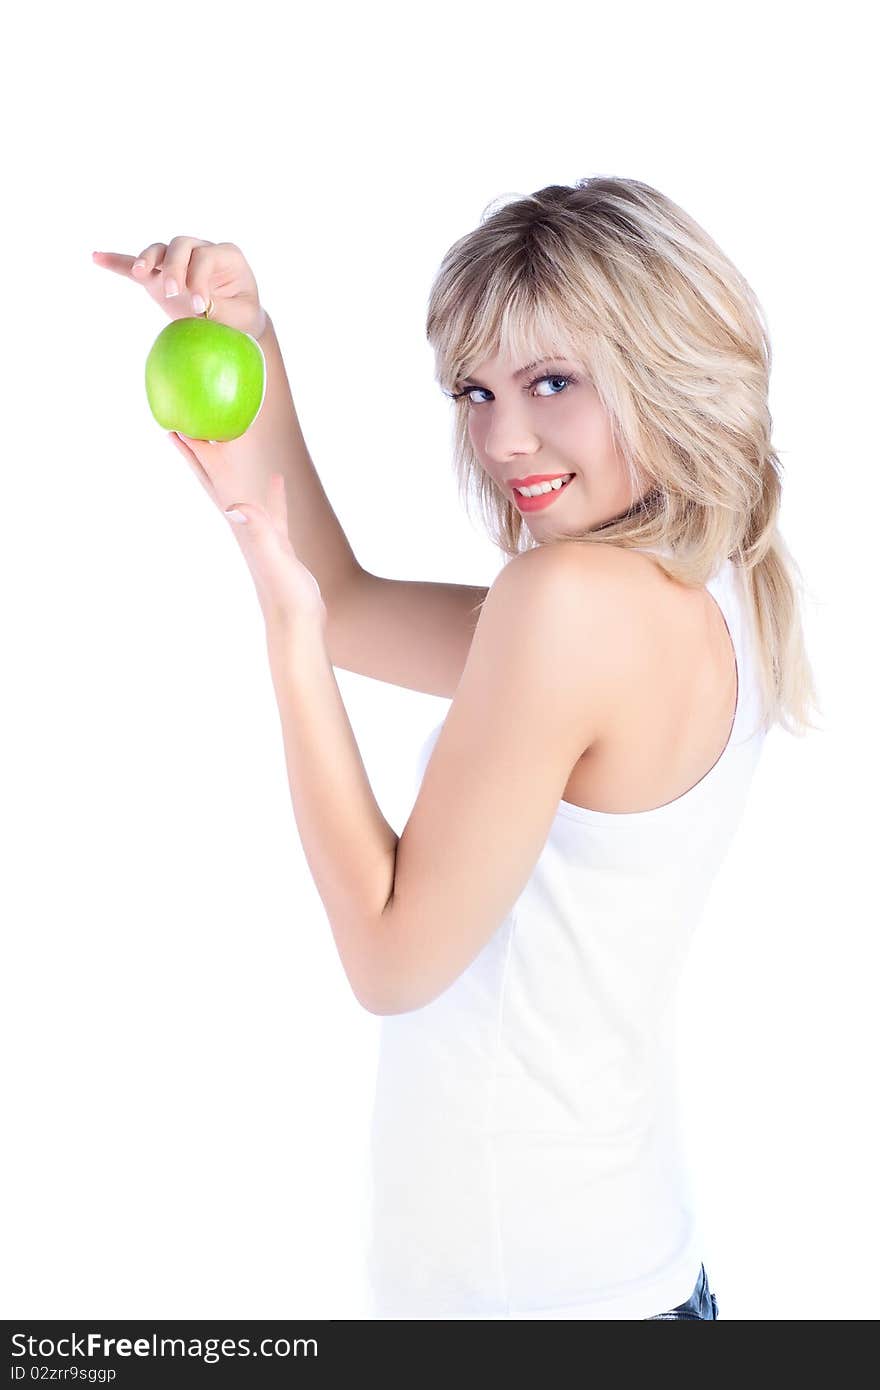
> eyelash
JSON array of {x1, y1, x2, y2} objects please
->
[{"x1": 447, "y1": 372, "x2": 578, "y2": 404}]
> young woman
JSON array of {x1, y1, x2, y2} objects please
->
[{"x1": 94, "y1": 175, "x2": 820, "y2": 1320}]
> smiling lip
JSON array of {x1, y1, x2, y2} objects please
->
[
  {"x1": 512, "y1": 473, "x2": 576, "y2": 512},
  {"x1": 508, "y1": 472, "x2": 573, "y2": 488}
]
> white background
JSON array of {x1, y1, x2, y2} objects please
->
[{"x1": 3, "y1": 0, "x2": 876, "y2": 1322}]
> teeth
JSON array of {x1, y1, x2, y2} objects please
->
[{"x1": 515, "y1": 474, "x2": 573, "y2": 497}]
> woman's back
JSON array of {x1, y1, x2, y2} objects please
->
[
  {"x1": 364, "y1": 548, "x2": 768, "y2": 1319},
  {"x1": 561, "y1": 546, "x2": 741, "y2": 815}
]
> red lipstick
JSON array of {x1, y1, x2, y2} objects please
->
[
  {"x1": 508, "y1": 473, "x2": 573, "y2": 488},
  {"x1": 510, "y1": 472, "x2": 576, "y2": 512}
]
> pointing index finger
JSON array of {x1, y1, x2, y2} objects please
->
[
  {"x1": 91, "y1": 250, "x2": 163, "y2": 278},
  {"x1": 92, "y1": 251, "x2": 140, "y2": 276}
]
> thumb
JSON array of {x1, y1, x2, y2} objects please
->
[
  {"x1": 175, "y1": 430, "x2": 217, "y2": 447},
  {"x1": 169, "y1": 431, "x2": 195, "y2": 457}
]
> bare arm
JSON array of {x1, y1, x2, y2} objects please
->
[
  {"x1": 183, "y1": 311, "x2": 363, "y2": 612},
  {"x1": 325, "y1": 571, "x2": 489, "y2": 697},
  {"x1": 181, "y1": 314, "x2": 491, "y2": 696}
]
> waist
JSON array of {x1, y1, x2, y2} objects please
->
[{"x1": 367, "y1": 1122, "x2": 700, "y2": 1318}]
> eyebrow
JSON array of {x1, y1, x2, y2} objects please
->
[{"x1": 460, "y1": 356, "x2": 570, "y2": 388}]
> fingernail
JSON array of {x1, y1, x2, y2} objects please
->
[
  {"x1": 165, "y1": 278, "x2": 179, "y2": 298},
  {"x1": 192, "y1": 293, "x2": 206, "y2": 313},
  {"x1": 132, "y1": 259, "x2": 146, "y2": 272},
  {"x1": 225, "y1": 508, "x2": 248, "y2": 524}
]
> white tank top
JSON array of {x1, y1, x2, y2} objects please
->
[{"x1": 365, "y1": 548, "x2": 768, "y2": 1319}]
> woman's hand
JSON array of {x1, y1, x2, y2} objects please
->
[
  {"x1": 96, "y1": 235, "x2": 315, "y2": 628},
  {"x1": 169, "y1": 432, "x2": 326, "y2": 634},
  {"x1": 92, "y1": 236, "x2": 267, "y2": 339}
]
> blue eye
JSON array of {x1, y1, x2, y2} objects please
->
[{"x1": 447, "y1": 373, "x2": 577, "y2": 404}]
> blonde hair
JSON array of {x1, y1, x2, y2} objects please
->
[{"x1": 425, "y1": 176, "x2": 822, "y2": 739}]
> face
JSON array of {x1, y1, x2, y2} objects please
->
[{"x1": 458, "y1": 349, "x2": 649, "y2": 537}]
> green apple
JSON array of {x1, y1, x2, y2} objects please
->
[{"x1": 145, "y1": 317, "x2": 267, "y2": 442}]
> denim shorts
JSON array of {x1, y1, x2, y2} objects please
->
[{"x1": 644, "y1": 1263, "x2": 719, "y2": 1319}]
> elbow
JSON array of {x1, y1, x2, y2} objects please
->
[
  {"x1": 355, "y1": 902, "x2": 438, "y2": 1015},
  {"x1": 351, "y1": 970, "x2": 385, "y2": 1015},
  {"x1": 355, "y1": 981, "x2": 402, "y2": 1017},
  {"x1": 356, "y1": 973, "x2": 438, "y2": 1017},
  {"x1": 356, "y1": 989, "x2": 388, "y2": 1017},
  {"x1": 353, "y1": 965, "x2": 400, "y2": 1016},
  {"x1": 354, "y1": 970, "x2": 417, "y2": 1017},
  {"x1": 355, "y1": 896, "x2": 405, "y2": 1015}
]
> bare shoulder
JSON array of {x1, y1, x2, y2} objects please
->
[
  {"x1": 491, "y1": 539, "x2": 661, "y2": 624},
  {"x1": 484, "y1": 541, "x2": 660, "y2": 733},
  {"x1": 497, "y1": 538, "x2": 659, "y2": 579}
]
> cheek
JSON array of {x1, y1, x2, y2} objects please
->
[{"x1": 569, "y1": 408, "x2": 614, "y2": 463}]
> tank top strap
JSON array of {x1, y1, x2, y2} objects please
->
[{"x1": 634, "y1": 544, "x2": 764, "y2": 748}]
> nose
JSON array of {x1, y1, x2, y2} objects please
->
[{"x1": 478, "y1": 403, "x2": 541, "y2": 465}]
